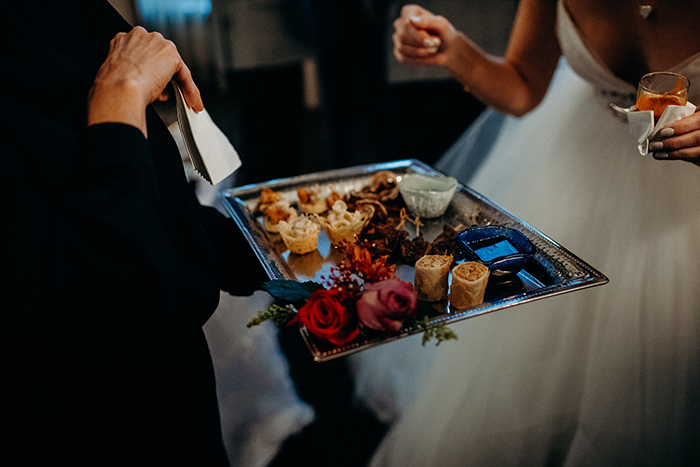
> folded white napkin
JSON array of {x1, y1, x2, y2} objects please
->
[
  {"x1": 183, "y1": 105, "x2": 242, "y2": 185},
  {"x1": 625, "y1": 102, "x2": 696, "y2": 155},
  {"x1": 172, "y1": 81, "x2": 242, "y2": 185}
]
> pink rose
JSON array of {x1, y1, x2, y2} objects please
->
[{"x1": 357, "y1": 280, "x2": 417, "y2": 332}]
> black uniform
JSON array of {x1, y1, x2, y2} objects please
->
[{"x1": 1, "y1": 2, "x2": 263, "y2": 465}]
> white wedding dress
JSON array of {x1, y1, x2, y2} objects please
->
[{"x1": 351, "y1": 1, "x2": 700, "y2": 465}]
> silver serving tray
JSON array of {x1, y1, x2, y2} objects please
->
[{"x1": 219, "y1": 159, "x2": 608, "y2": 361}]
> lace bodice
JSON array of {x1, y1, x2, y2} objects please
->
[{"x1": 556, "y1": 0, "x2": 700, "y2": 105}]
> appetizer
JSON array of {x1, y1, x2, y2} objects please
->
[
  {"x1": 414, "y1": 254, "x2": 453, "y2": 302},
  {"x1": 449, "y1": 262, "x2": 490, "y2": 309},
  {"x1": 297, "y1": 185, "x2": 328, "y2": 214},
  {"x1": 326, "y1": 190, "x2": 343, "y2": 210},
  {"x1": 430, "y1": 225, "x2": 462, "y2": 260},
  {"x1": 262, "y1": 201, "x2": 297, "y2": 233},
  {"x1": 276, "y1": 214, "x2": 321, "y2": 255},
  {"x1": 348, "y1": 170, "x2": 401, "y2": 202},
  {"x1": 400, "y1": 235, "x2": 432, "y2": 265},
  {"x1": 316, "y1": 200, "x2": 372, "y2": 246},
  {"x1": 255, "y1": 187, "x2": 284, "y2": 212}
]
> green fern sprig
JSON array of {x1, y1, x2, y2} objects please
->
[
  {"x1": 247, "y1": 304, "x2": 297, "y2": 328},
  {"x1": 415, "y1": 315, "x2": 458, "y2": 346}
]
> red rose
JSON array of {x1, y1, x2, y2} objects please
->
[
  {"x1": 294, "y1": 289, "x2": 360, "y2": 346},
  {"x1": 357, "y1": 280, "x2": 417, "y2": 332}
]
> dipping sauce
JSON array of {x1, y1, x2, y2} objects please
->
[
  {"x1": 398, "y1": 173, "x2": 458, "y2": 218},
  {"x1": 472, "y1": 238, "x2": 520, "y2": 262}
]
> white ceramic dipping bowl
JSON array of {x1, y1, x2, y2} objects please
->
[{"x1": 398, "y1": 173, "x2": 458, "y2": 218}]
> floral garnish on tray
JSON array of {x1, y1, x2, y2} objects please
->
[{"x1": 248, "y1": 240, "x2": 457, "y2": 347}]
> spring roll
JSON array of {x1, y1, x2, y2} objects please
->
[
  {"x1": 450, "y1": 261, "x2": 489, "y2": 309},
  {"x1": 414, "y1": 255, "x2": 453, "y2": 301}
]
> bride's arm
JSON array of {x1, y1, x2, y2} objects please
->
[{"x1": 392, "y1": 0, "x2": 560, "y2": 116}]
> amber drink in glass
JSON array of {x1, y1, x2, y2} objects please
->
[{"x1": 637, "y1": 72, "x2": 690, "y2": 119}]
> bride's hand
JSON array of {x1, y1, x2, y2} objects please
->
[
  {"x1": 650, "y1": 110, "x2": 700, "y2": 164},
  {"x1": 392, "y1": 4, "x2": 459, "y2": 67}
]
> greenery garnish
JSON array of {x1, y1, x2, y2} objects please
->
[
  {"x1": 247, "y1": 303, "x2": 297, "y2": 328},
  {"x1": 415, "y1": 315, "x2": 458, "y2": 346}
]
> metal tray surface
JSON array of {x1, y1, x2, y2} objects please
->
[{"x1": 219, "y1": 159, "x2": 608, "y2": 361}]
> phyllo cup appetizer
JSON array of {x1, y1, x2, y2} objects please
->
[
  {"x1": 276, "y1": 214, "x2": 321, "y2": 255},
  {"x1": 317, "y1": 200, "x2": 373, "y2": 246}
]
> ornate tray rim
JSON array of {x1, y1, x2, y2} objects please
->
[{"x1": 218, "y1": 159, "x2": 608, "y2": 362}]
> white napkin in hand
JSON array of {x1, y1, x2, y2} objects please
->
[
  {"x1": 626, "y1": 102, "x2": 696, "y2": 155},
  {"x1": 172, "y1": 80, "x2": 242, "y2": 185},
  {"x1": 184, "y1": 106, "x2": 242, "y2": 185}
]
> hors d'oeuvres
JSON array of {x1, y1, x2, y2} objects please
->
[
  {"x1": 276, "y1": 214, "x2": 321, "y2": 255},
  {"x1": 449, "y1": 262, "x2": 490, "y2": 309},
  {"x1": 363, "y1": 222, "x2": 409, "y2": 258},
  {"x1": 414, "y1": 254, "x2": 453, "y2": 302},
  {"x1": 255, "y1": 187, "x2": 284, "y2": 212},
  {"x1": 430, "y1": 225, "x2": 462, "y2": 260},
  {"x1": 254, "y1": 187, "x2": 297, "y2": 233},
  {"x1": 326, "y1": 190, "x2": 343, "y2": 210},
  {"x1": 400, "y1": 235, "x2": 432, "y2": 265},
  {"x1": 297, "y1": 185, "x2": 328, "y2": 214},
  {"x1": 262, "y1": 201, "x2": 297, "y2": 233},
  {"x1": 316, "y1": 200, "x2": 372, "y2": 246},
  {"x1": 348, "y1": 170, "x2": 401, "y2": 202}
]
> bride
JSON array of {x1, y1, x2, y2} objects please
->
[{"x1": 350, "y1": 1, "x2": 700, "y2": 465}]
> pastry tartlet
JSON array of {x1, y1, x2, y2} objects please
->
[
  {"x1": 262, "y1": 201, "x2": 297, "y2": 233},
  {"x1": 297, "y1": 185, "x2": 328, "y2": 214},
  {"x1": 255, "y1": 187, "x2": 284, "y2": 212},
  {"x1": 317, "y1": 200, "x2": 372, "y2": 246},
  {"x1": 276, "y1": 214, "x2": 321, "y2": 255}
]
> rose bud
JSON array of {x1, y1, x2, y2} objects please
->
[
  {"x1": 294, "y1": 289, "x2": 360, "y2": 346},
  {"x1": 357, "y1": 279, "x2": 417, "y2": 332}
]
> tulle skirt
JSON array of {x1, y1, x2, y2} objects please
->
[{"x1": 350, "y1": 59, "x2": 700, "y2": 466}]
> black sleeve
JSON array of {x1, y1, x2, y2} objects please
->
[
  {"x1": 4, "y1": 122, "x2": 197, "y2": 329},
  {"x1": 193, "y1": 203, "x2": 269, "y2": 296}
]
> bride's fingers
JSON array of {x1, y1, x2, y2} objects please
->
[
  {"x1": 652, "y1": 151, "x2": 700, "y2": 162},
  {"x1": 393, "y1": 40, "x2": 439, "y2": 60},
  {"x1": 652, "y1": 132, "x2": 700, "y2": 161},
  {"x1": 393, "y1": 19, "x2": 437, "y2": 49},
  {"x1": 659, "y1": 111, "x2": 700, "y2": 138},
  {"x1": 392, "y1": 21, "x2": 443, "y2": 64},
  {"x1": 652, "y1": 112, "x2": 700, "y2": 161}
]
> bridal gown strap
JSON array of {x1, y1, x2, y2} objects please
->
[{"x1": 355, "y1": 2, "x2": 700, "y2": 466}]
